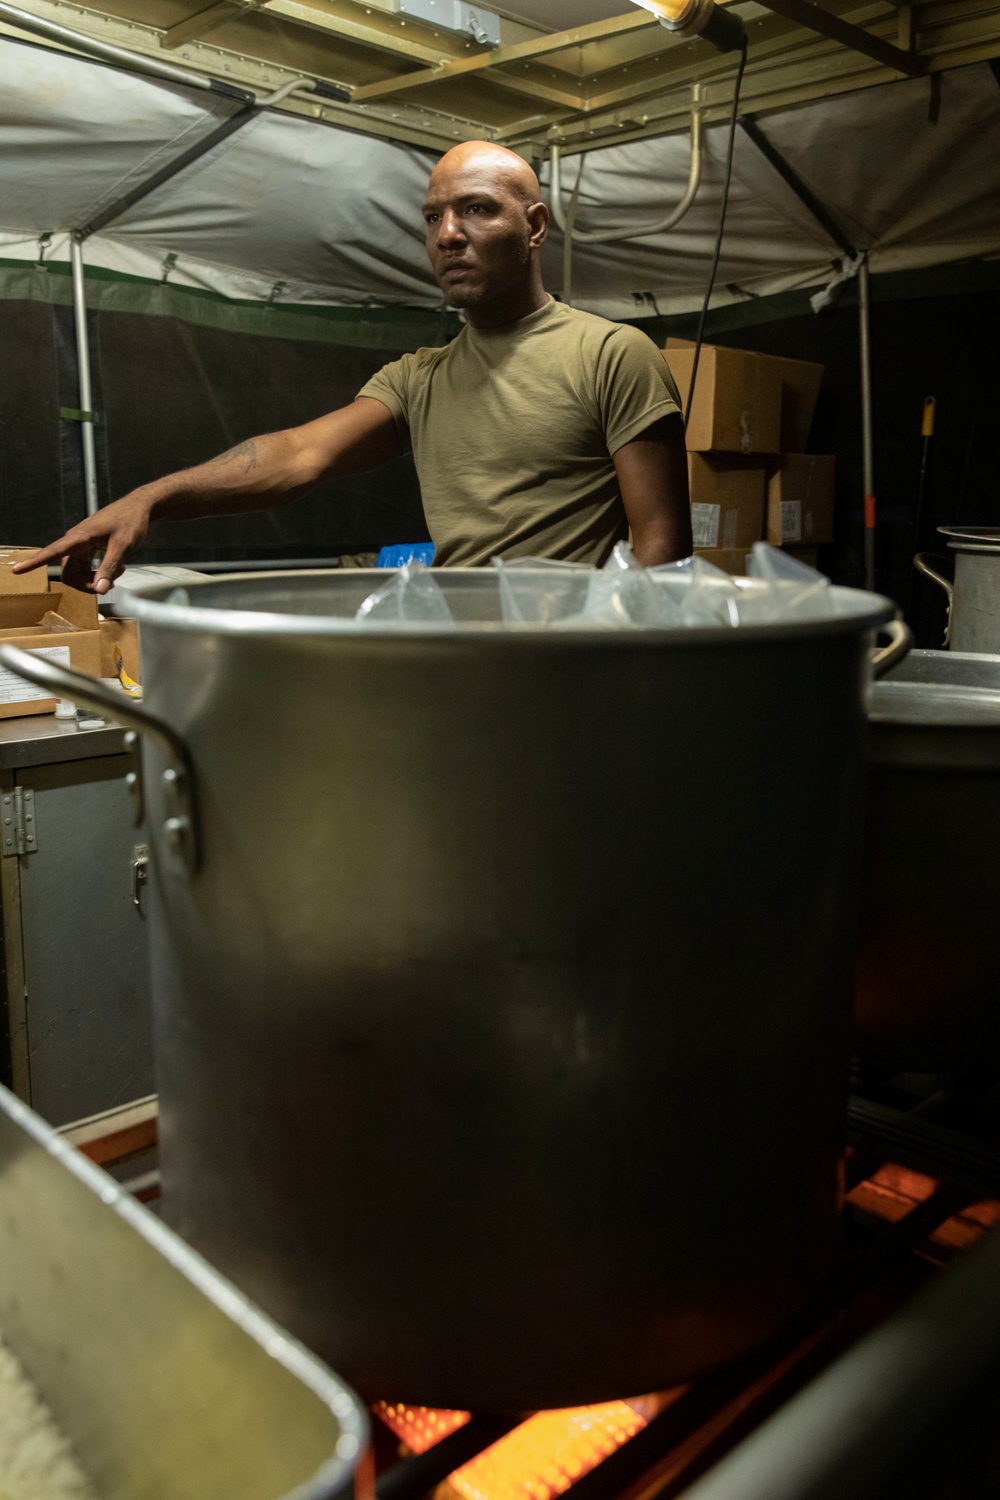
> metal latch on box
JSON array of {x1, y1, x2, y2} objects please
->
[{"x1": 1, "y1": 788, "x2": 37, "y2": 857}]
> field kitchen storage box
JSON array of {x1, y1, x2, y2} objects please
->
[
  {"x1": 767, "y1": 454, "x2": 836, "y2": 546},
  {"x1": 0, "y1": 583, "x2": 102, "y2": 719},
  {"x1": 687, "y1": 453, "x2": 766, "y2": 551},
  {"x1": 663, "y1": 340, "x2": 781, "y2": 455},
  {"x1": 758, "y1": 353, "x2": 825, "y2": 453}
]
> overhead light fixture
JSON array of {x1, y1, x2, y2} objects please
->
[{"x1": 630, "y1": 0, "x2": 747, "y2": 52}]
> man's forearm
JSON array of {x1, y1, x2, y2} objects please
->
[{"x1": 143, "y1": 429, "x2": 318, "y2": 524}]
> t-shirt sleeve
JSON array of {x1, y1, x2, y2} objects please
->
[
  {"x1": 357, "y1": 355, "x2": 413, "y2": 445},
  {"x1": 595, "y1": 325, "x2": 683, "y2": 454}
]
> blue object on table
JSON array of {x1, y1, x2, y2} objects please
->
[{"x1": 376, "y1": 543, "x2": 436, "y2": 568}]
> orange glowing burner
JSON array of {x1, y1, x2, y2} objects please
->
[
  {"x1": 447, "y1": 1402, "x2": 650, "y2": 1500},
  {"x1": 375, "y1": 1394, "x2": 678, "y2": 1500}
]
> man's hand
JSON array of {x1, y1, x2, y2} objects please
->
[
  {"x1": 13, "y1": 493, "x2": 154, "y2": 595},
  {"x1": 613, "y1": 413, "x2": 692, "y2": 567}
]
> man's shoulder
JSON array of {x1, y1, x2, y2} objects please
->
[
  {"x1": 555, "y1": 303, "x2": 659, "y2": 357},
  {"x1": 375, "y1": 339, "x2": 456, "y2": 384}
]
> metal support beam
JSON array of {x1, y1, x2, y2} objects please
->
[
  {"x1": 348, "y1": 9, "x2": 656, "y2": 103},
  {"x1": 76, "y1": 102, "x2": 254, "y2": 238},
  {"x1": 69, "y1": 238, "x2": 99, "y2": 517},
  {"x1": 755, "y1": 0, "x2": 925, "y2": 73},
  {"x1": 161, "y1": 0, "x2": 265, "y2": 50},
  {"x1": 0, "y1": 0, "x2": 252, "y2": 95},
  {"x1": 739, "y1": 113, "x2": 856, "y2": 256}
]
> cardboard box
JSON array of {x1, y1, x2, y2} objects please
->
[
  {"x1": 666, "y1": 339, "x2": 823, "y2": 455},
  {"x1": 663, "y1": 342, "x2": 782, "y2": 455},
  {"x1": 766, "y1": 454, "x2": 836, "y2": 547},
  {"x1": 688, "y1": 453, "x2": 766, "y2": 551},
  {"x1": 0, "y1": 585, "x2": 102, "y2": 719},
  {"x1": 0, "y1": 548, "x2": 49, "y2": 594},
  {"x1": 758, "y1": 354, "x2": 824, "y2": 453},
  {"x1": 694, "y1": 547, "x2": 751, "y2": 575}
]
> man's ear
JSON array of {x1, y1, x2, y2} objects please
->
[{"x1": 527, "y1": 200, "x2": 549, "y2": 249}]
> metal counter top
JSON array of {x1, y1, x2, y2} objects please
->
[{"x1": 0, "y1": 713, "x2": 126, "y2": 769}]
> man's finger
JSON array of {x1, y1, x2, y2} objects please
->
[
  {"x1": 93, "y1": 540, "x2": 129, "y2": 596},
  {"x1": 10, "y1": 537, "x2": 78, "y2": 574}
]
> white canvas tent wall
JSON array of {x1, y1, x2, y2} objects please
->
[{"x1": 1, "y1": 37, "x2": 1000, "y2": 324}]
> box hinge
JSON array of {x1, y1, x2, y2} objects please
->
[{"x1": 1, "y1": 787, "x2": 38, "y2": 857}]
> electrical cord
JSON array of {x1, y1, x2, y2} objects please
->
[{"x1": 683, "y1": 37, "x2": 749, "y2": 426}]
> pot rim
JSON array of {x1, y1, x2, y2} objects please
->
[
  {"x1": 939, "y1": 525, "x2": 1000, "y2": 552},
  {"x1": 120, "y1": 569, "x2": 897, "y2": 644}
]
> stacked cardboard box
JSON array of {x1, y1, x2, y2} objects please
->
[
  {"x1": 662, "y1": 339, "x2": 834, "y2": 574},
  {"x1": 0, "y1": 548, "x2": 140, "y2": 718}
]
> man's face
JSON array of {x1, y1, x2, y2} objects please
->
[{"x1": 423, "y1": 160, "x2": 538, "y2": 309}]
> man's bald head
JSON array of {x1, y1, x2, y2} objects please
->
[
  {"x1": 422, "y1": 140, "x2": 548, "y2": 325},
  {"x1": 428, "y1": 142, "x2": 541, "y2": 207}
]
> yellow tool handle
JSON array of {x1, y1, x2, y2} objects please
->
[{"x1": 921, "y1": 395, "x2": 936, "y2": 437}]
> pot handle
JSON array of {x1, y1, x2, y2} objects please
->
[
  {"x1": 913, "y1": 552, "x2": 953, "y2": 646},
  {"x1": 0, "y1": 644, "x2": 200, "y2": 873},
  {"x1": 913, "y1": 551, "x2": 953, "y2": 601},
  {"x1": 870, "y1": 617, "x2": 912, "y2": 680}
]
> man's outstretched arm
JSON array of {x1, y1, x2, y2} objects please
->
[
  {"x1": 613, "y1": 413, "x2": 692, "y2": 567},
  {"x1": 14, "y1": 396, "x2": 401, "y2": 594}
]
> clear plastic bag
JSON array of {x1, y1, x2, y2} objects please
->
[
  {"x1": 491, "y1": 557, "x2": 591, "y2": 624},
  {"x1": 744, "y1": 542, "x2": 835, "y2": 621},
  {"x1": 354, "y1": 562, "x2": 455, "y2": 626},
  {"x1": 553, "y1": 543, "x2": 686, "y2": 629},
  {"x1": 679, "y1": 555, "x2": 741, "y2": 627}
]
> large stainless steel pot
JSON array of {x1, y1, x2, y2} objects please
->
[
  {"x1": 915, "y1": 526, "x2": 1000, "y2": 652},
  {"x1": 856, "y1": 648, "x2": 1000, "y2": 1068},
  {"x1": 1, "y1": 572, "x2": 900, "y2": 1412}
]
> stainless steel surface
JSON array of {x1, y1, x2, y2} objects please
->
[
  {"x1": 0, "y1": 1082, "x2": 367, "y2": 1500},
  {"x1": 914, "y1": 529, "x2": 1000, "y2": 652},
  {"x1": 70, "y1": 236, "x2": 99, "y2": 517},
  {"x1": 68, "y1": 567, "x2": 893, "y2": 1410},
  {"x1": 0, "y1": 713, "x2": 126, "y2": 769},
  {"x1": 1, "y1": 753, "x2": 155, "y2": 1124},
  {"x1": 0, "y1": 648, "x2": 200, "y2": 873},
  {"x1": 681, "y1": 1217, "x2": 1000, "y2": 1500},
  {"x1": 857, "y1": 648, "x2": 1000, "y2": 1066}
]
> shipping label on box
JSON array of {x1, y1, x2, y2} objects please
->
[
  {"x1": 766, "y1": 455, "x2": 836, "y2": 546},
  {"x1": 0, "y1": 644, "x2": 70, "y2": 706},
  {"x1": 688, "y1": 454, "x2": 766, "y2": 551},
  {"x1": 691, "y1": 503, "x2": 720, "y2": 549}
]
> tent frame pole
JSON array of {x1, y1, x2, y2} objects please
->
[
  {"x1": 69, "y1": 235, "x2": 99, "y2": 518},
  {"x1": 859, "y1": 254, "x2": 876, "y2": 591}
]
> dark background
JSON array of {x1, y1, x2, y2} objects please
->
[{"x1": 2, "y1": 259, "x2": 998, "y2": 645}]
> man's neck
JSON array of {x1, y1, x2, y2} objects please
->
[{"x1": 464, "y1": 277, "x2": 549, "y2": 332}]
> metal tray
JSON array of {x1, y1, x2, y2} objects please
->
[{"x1": 0, "y1": 1083, "x2": 369, "y2": 1500}]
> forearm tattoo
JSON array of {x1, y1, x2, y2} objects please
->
[{"x1": 209, "y1": 439, "x2": 258, "y2": 473}]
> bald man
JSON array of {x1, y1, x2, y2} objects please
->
[{"x1": 16, "y1": 142, "x2": 690, "y2": 591}]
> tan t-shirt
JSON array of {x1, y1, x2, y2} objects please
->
[{"x1": 357, "y1": 297, "x2": 682, "y2": 567}]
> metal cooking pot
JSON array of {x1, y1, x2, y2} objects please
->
[
  {"x1": 0, "y1": 571, "x2": 903, "y2": 1412},
  {"x1": 915, "y1": 527, "x2": 1000, "y2": 652},
  {"x1": 856, "y1": 648, "x2": 1000, "y2": 1068}
]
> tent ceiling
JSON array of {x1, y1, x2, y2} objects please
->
[
  {"x1": 1, "y1": 42, "x2": 998, "y2": 321},
  {"x1": 0, "y1": 0, "x2": 998, "y2": 156}
]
